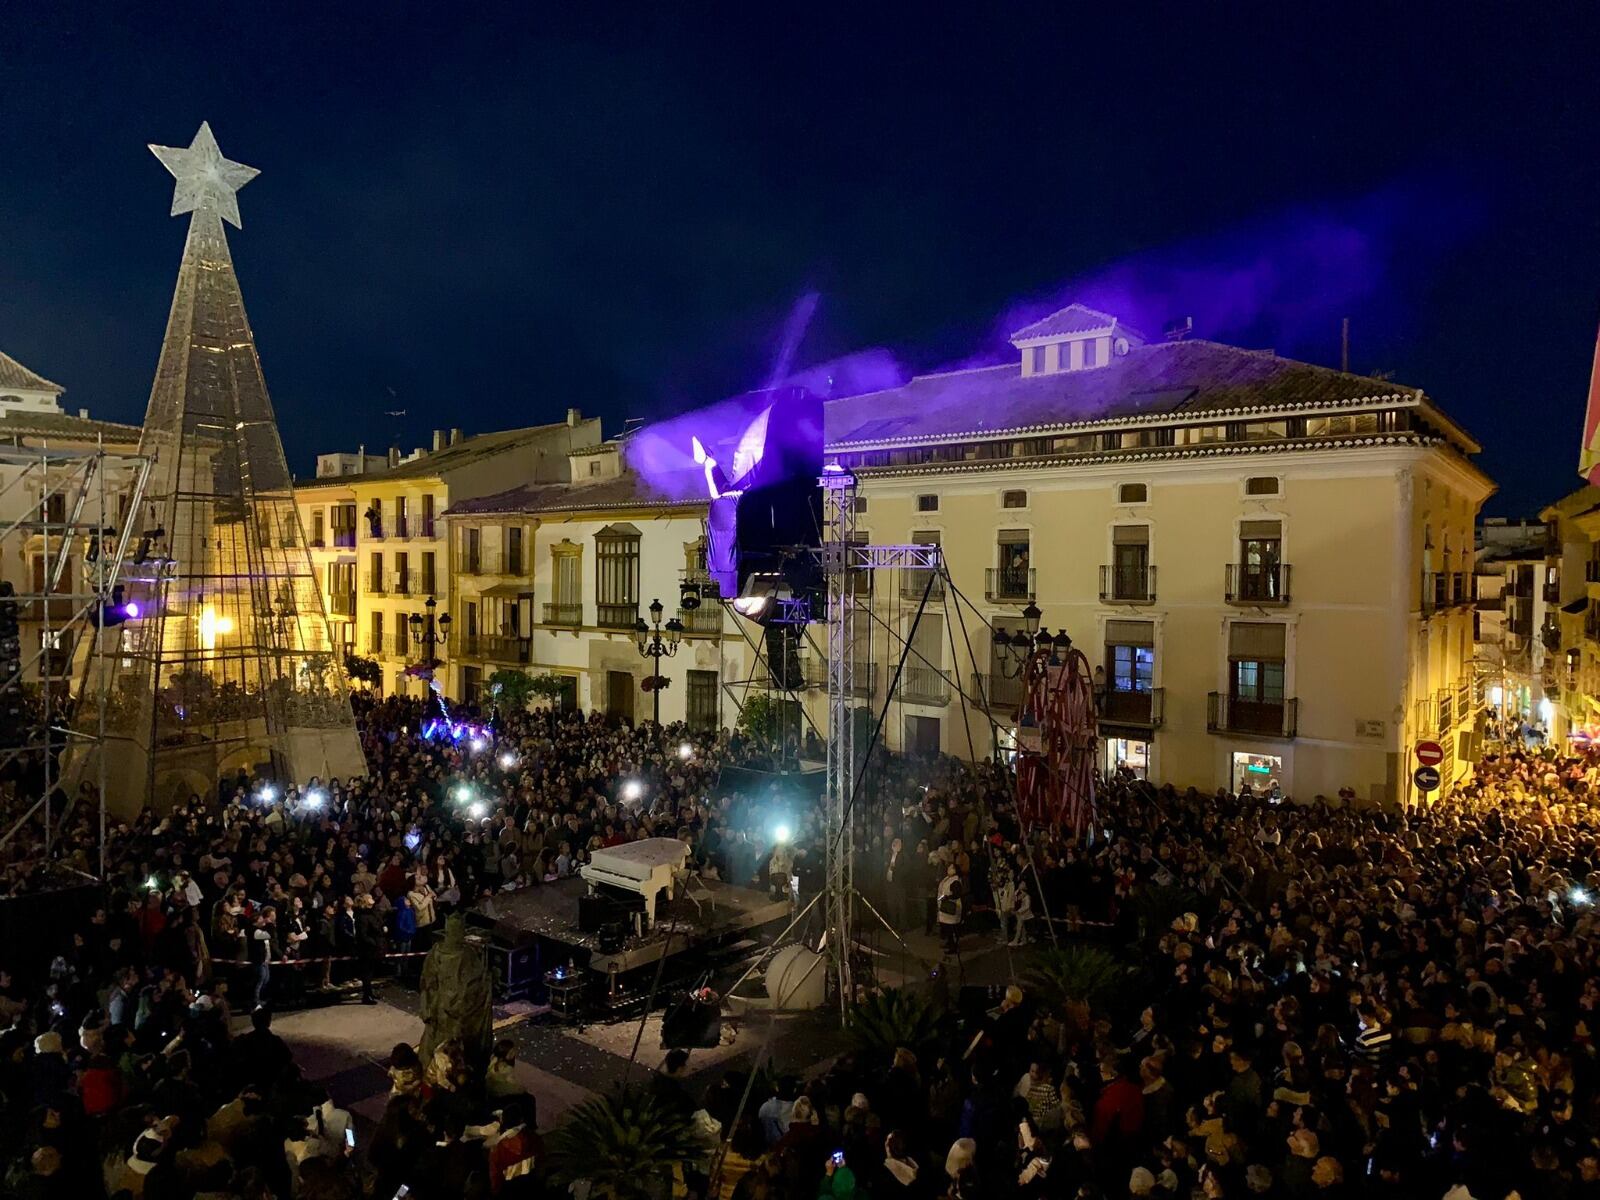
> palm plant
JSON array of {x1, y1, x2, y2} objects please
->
[
  {"x1": 1128, "y1": 882, "x2": 1203, "y2": 942},
  {"x1": 1025, "y1": 944, "x2": 1126, "y2": 1015},
  {"x1": 548, "y1": 1087, "x2": 712, "y2": 1199},
  {"x1": 847, "y1": 986, "x2": 943, "y2": 1059}
]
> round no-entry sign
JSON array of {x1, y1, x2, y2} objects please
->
[
  {"x1": 1413, "y1": 765, "x2": 1442, "y2": 792},
  {"x1": 1415, "y1": 740, "x2": 1445, "y2": 766}
]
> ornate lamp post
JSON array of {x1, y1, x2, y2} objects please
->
[
  {"x1": 993, "y1": 601, "x2": 1072, "y2": 680},
  {"x1": 408, "y1": 595, "x2": 452, "y2": 681},
  {"x1": 634, "y1": 597, "x2": 684, "y2": 726}
]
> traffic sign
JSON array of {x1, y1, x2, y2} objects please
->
[
  {"x1": 1414, "y1": 740, "x2": 1445, "y2": 767},
  {"x1": 1413, "y1": 765, "x2": 1442, "y2": 792}
]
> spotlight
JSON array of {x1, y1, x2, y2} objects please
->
[
  {"x1": 732, "y1": 594, "x2": 770, "y2": 618},
  {"x1": 773, "y1": 824, "x2": 792, "y2": 844},
  {"x1": 680, "y1": 582, "x2": 702, "y2": 611},
  {"x1": 678, "y1": 742, "x2": 693, "y2": 761},
  {"x1": 468, "y1": 801, "x2": 486, "y2": 819},
  {"x1": 622, "y1": 780, "x2": 644, "y2": 803},
  {"x1": 498, "y1": 751, "x2": 518, "y2": 770}
]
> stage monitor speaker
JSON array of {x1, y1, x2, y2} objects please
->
[
  {"x1": 485, "y1": 940, "x2": 540, "y2": 1001},
  {"x1": 661, "y1": 992, "x2": 723, "y2": 1048},
  {"x1": 597, "y1": 922, "x2": 627, "y2": 954}
]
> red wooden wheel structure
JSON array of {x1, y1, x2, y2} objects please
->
[{"x1": 1014, "y1": 639, "x2": 1099, "y2": 839}]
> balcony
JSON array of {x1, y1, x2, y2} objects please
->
[
  {"x1": 479, "y1": 634, "x2": 531, "y2": 665},
  {"x1": 543, "y1": 602, "x2": 582, "y2": 627},
  {"x1": 1099, "y1": 564, "x2": 1156, "y2": 605},
  {"x1": 900, "y1": 572, "x2": 946, "y2": 602},
  {"x1": 391, "y1": 574, "x2": 412, "y2": 597},
  {"x1": 394, "y1": 519, "x2": 410, "y2": 540},
  {"x1": 804, "y1": 658, "x2": 877, "y2": 697},
  {"x1": 1207, "y1": 692, "x2": 1297, "y2": 738},
  {"x1": 1100, "y1": 686, "x2": 1165, "y2": 728},
  {"x1": 365, "y1": 636, "x2": 385, "y2": 655},
  {"x1": 900, "y1": 665, "x2": 951, "y2": 706},
  {"x1": 1225, "y1": 564, "x2": 1291, "y2": 606},
  {"x1": 1476, "y1": 594, "x2": 1504, "y2": 612},
  {"x1": 420, "y1": 520, "x2": 437, "y2": 540},
  {"x1": 365, "y1": 573, "x2": 386, "y2": 595},
  {"x1": 308, "y1": 537, "x2": 326, "y2": 549},
  {"x1": 596, "y1": 603, "x2": 638, "y2": 631},
  {"x1": 1452, "y1": 572, "x2": 1472, "y2": 607},
  {"x1": 328, "y1": 593, "x2": 356, "y2": 617},
  {"x1": 985, "y1": 566, "x2": 1036, "y2": 603},
  {"x1": 680, "y1": 606, "x2": 724, "y2": 637},
  {"x1": 1421, "y1": 571, "x2": 1449, "y2": 615},
  {"x1": 332, "y1": 530, "x2": 357, "y2": 549},
  {"x1": 971, "y1": 671, "x2": 1025, "y2": 711},
  {"x1": 1545, "y1": 580, "x2": 1562, "y2": 605}
]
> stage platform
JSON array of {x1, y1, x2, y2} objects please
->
[{"x1": 474, "y1": 876, "x2": 792, "y2": 976}]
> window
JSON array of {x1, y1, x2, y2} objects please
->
[
  {"x1": 916, "y1": 494, "x2": 939, "y2": 513},
  {"x1": 421, "y1": 494, "x2": 436, "y2": 538},
  {"x1": 595, "y1": 524, "x2": 641, "y2": 606},
  {"x1": 366, "y1": 499, "x2": 383, "y2": 537},
  {"x1": 1111, "y1": 525, "x2": 1151, "y2": 600},
  {"x1": 39, "y1": 493, "x2": 66, "y2": 524},
  {"x1": 1117, "y1": 482, "x2": 1148, "y2": 504},
  {"x1": 421, "y1": 551, "x2": 436, "y2": 596},
  {"x1": 1228, "y1": 623, "x2": 1287, "y2": 715},
  {"x1": 1244, "y1": 476, "x2": 1280, "y2": 497},
  {"x1": 369, "y1": 550, "x2": 384, "y2": 593},
  {"x1": 334, "y1": 503, "x2": 357, "y2": 547},
  {"x1": 1110, "y1": 644, "x2": 1155, "y2": 692},
  {"x1": 995, "y1": 531, "x2": 1031, "y2": 598},
  {"x1": 1241, "y1": 420, "x2": 1289, "y2": 441},
  {"x1": 1028, "y1": 346, "x2": 1045, "y2": 374},
  {"x1": 395, "y1": 496, "x2": 409, "y2": 538},
  {"x1": 1238, "y1": 520, "x2": 1283, "y2": 600},
  {"x1": 394, "y1": 613, "x2": 409, "y2": 656},
  {"x1": 463, "y1": 527, "x2": 481, "y2": 573},
  {"x1": 1002, "y1": 490, "x2": 1028, "y2": 509},
  {"x1": 1306, "y1": 413, "x2": 1381, "y2": 437},
  {"x1": 370, "y1": 610, "x2": 384, "y2": 655},
  {"x1": 394, "y1": 551, "x2": 410, "y2": 594},
  {"x1": 589, "y1": 460, "x2": 601, "y2": 477},
  {"x1": 1082, "y1": 338, "x2": 1098, "y2": 368},
  {"x1": 686, "y1": 669, "x2": 719, "y2": 730},
  {"x1": 506, "y1": 526, "x2": 524, "y2": 575},
  {"x1": 1176, "y1": 425, "x2": 1227, "y2": 445},
  {"x1": 852, "y1": 496, "x2": 868, "y2": 514},
  {"x1": 461, "y1": 665, "x2": 482, "y2": 706},
  {"x1": 311, "y1": 509, "x2": 325, "y2": 545},
  {"x1": 553, "y1": 543, "x2": 582, "y2": 606}
]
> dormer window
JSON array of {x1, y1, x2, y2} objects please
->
[{"x1": 1009, "y1": 303, "x2": 1142, "y2": 376}]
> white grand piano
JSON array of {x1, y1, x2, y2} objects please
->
[{"x1": 581, "y1": 837, "x2": 691, "y2": 927}]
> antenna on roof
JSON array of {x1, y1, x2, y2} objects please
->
[{"x1": 1163, "y1": 317, "x2": 1193, "y2": 342}]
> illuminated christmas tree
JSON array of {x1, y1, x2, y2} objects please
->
[{"x1": 73, "y1": 123, "x2": 363, "y2": 812}]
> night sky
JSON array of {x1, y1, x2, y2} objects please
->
[{"x1": 6, "y1": 6, "x2": 1600, "y2": 514}]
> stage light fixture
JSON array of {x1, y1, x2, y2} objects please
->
[
  {"x1": 732, "y1": 594, "x2": 770, "y2": 617},
  {"x1": 680, "y1": 582, "x2": 702, "y2": 611}
]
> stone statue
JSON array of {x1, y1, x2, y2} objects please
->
[{"x1": 419, "y1": 913, "x2": 493, "y2": 1068}]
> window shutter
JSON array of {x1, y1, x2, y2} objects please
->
[
  {"x1": 1105, "y1": 620, "x2": 1154, "y2": 647},
  {"x1": 1112, "y1": 525, "x2": 1149, "y2": 546},
  {"x1": 1240, "y1": 520, "x2": 1282, "y2": 538},
  {"x1": 1229, "y1": 622, "x2": 1286, "y2": 661}
]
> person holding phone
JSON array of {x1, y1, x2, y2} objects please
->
[{"x1": 820, "y1": 1149, "x2": 862, "y2": 1198}]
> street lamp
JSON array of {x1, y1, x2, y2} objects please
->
[
  {"x1": 994, "y1": 602, "x2": 1072, "y2": 680},
  {"x1": 408, "y1": 594, "x2": 452, "y2": 682},
  {"x1": 634, "y1": 597, "x2": 683, "y2": 726}
]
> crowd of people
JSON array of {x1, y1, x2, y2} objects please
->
[{"x1": 0, "y1": 687, "x2": 1596, "y2": 1198}]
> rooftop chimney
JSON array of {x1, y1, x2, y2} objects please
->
[
  {"x1": 79, "y1": 407, "x2": 89, "y2": 419},
  {"x1": 449, "y1": 427, "x2": 463, "y2": 446},
  {"x1": 1163, "y1": 317, "x2": 1193, "y2": 342},
  {"x1": 566, "y1": 407, "x2": 582, "y2": 427},
  {"x1": 433, "y1": 429, "x2": 446, "y2": 452},
  {"x1": 387, "y1": 445, "x2": 400, "y2": 468}
]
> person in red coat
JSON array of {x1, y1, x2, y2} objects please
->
[
  {"x1": 1090, "y1": 1054, "x2": 1146, "y2": 1184},
  {"x1": 78, "y1": 1053, "x2": 125, "y2": 1118}
]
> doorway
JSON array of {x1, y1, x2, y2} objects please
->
[{"x1": 606, "y1": 670, "x2": 635, "y2": 723}]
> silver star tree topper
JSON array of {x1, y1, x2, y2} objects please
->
[{"x1": 149, "y1": 121, "x2": 259, "y2": 229}]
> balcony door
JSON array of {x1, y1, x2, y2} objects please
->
[
  {"x1": 1228, "y1": 621, "x2": 1286, "y2": 733},
  {"x1": 996, "y1": 531, "x2": 1030, "y2": 598},
  {"x1": 1111, "y1": 525, "x2": 1150, "y2": 600},
  {"x1": 1239, "y1": 520, "x2": 1283, "y2": 601},
  {"x1": 1103, "y1": 619, "x2": 1154, "y2": 723}
]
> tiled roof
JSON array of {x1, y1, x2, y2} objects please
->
[
  {"x1": 1009, "y1": 303, "x2": 1121, "y2": 342},
  {"x1": 825, "y1": 339, "x2": 1423, "y2": 448},
  {"x1": 296, "y1": 421, "x2": 574, "y2": 488},
  {"x1": 444, "y1": 472, "x2": 704, "y2": 517},
  {"x1": 0, "y1": 351, "x2": 63, "y2": 394},
  {"x1": 0, "y1": 408, "x2": 140, "y2": 441}
]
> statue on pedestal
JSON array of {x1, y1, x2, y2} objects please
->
[{"x1": 419, "y1": 914, "x2": 493, "y2": 1069}]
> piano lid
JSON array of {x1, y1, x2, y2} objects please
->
[{"x1": 585, "y1": 837, "x2": 691, "y2": 882}]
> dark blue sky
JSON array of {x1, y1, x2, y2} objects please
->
[{"x1": 5, "y1": 4, "x2": 1600, "y2": 513}]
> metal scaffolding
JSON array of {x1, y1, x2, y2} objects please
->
[{"x1": 0, "y1": 439, "x2": 151, "y2": 876}]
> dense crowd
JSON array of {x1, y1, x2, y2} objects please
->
[{"x1": 0, "y1": 690, "x2": 1597, "y2": 1199}]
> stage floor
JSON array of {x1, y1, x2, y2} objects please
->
[{"x1": 476, "y1": 876, "x2": 793, "y2": 974}]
